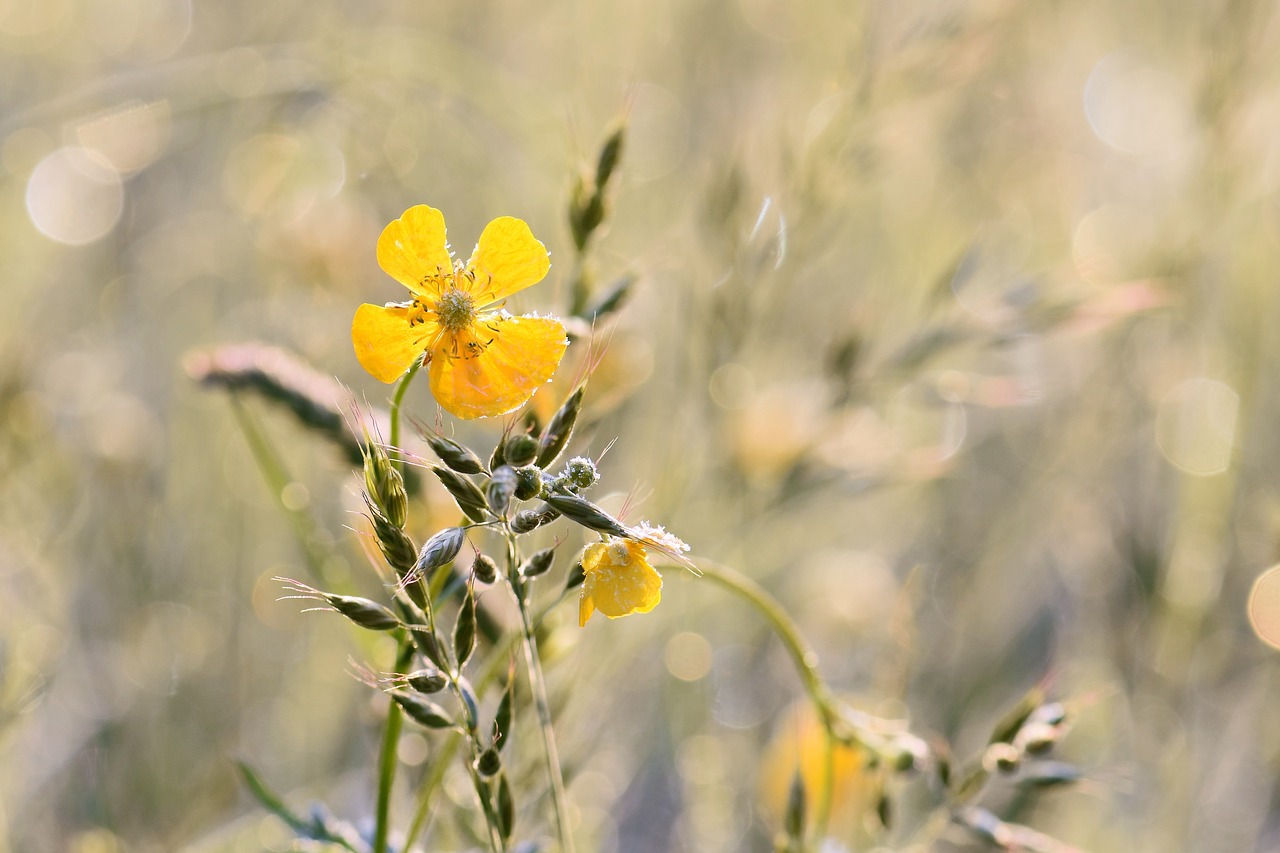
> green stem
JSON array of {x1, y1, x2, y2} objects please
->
[
  {"x1": 372, "y1": 362, "x2": 420, "y2": 853},
  {"x1": 507, "y1": 533, "x2": 575, "y2": 852},
  {"x1": 374, "y1": 640, "x2": 415, "y2": 853},
  {"x1": 694, "y1": 559, "x2": 835, "y2": 845},
  {"x1": 389, "y1": 358, "x2": 421, "y2": 472},
  {"x1": 229, "y1": 395, "x2": 332, "y2": 583},
  {"x1": 402, "y1": 589, "x2": 572, "y2": 850}
]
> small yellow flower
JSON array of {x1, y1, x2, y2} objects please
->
[
  {"x1": 578, "y1": 537, "x2": 663, "y2": 627},
  {"x1": 352, "y1": 204, "x2": 568, "y2": 419}
]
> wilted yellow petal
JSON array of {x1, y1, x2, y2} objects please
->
[
  {"x1": 427, "y1": 314, "x2": 566, "y2": 419},
  {"x1": 466, "y1": 216, "x2": 551, "y2": 305},
  {"x1": 578, "y1": 540, "x2": 662, "y2": 626},
  {"x1": 377, "y1": 205, "x2": 453, "y2": 296},
  {"x1": 352, "y1": 303, "x2": 436, "y2": 383}
]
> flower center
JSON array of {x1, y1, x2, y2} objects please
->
[{"x1": 434, "y1": 287, "x2": 476, "y2": 332}]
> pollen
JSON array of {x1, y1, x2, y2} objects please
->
[{"x1": 435, "y1": 287, "x2": 476, "y2": 331}]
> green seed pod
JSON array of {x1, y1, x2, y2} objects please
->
[
  {"x1": 514, "y1": 466, "x2": 542, "y2": 501},
  {"x1": 325, "y1": 594, "x2": 401, "y2": 632},
  {"x1": 543, "y1": 494, "x2": 628, "y2": 537},
  {"x1": 504, "y1": 433, "x2": 538, "y2": 468},
  {"x1": 594, "y1": 122, "x2": 625, "y2": 194},
  {"x1": 487, "y1": 466, "x2": 517, "y2": 517},
  {"x1": 431, "y1": 465, "x2": 489, "y2": 523},
  {"x1": 477, "y1": 746, "x2": 502, "y2": 777},
  {"x1": 1017, "y1": 761, "x2": 1082, "y2": 789},
  {"x1": 472, "y1": 553, "x2": 499, "y2": 585},
  {"x1": 416, "y1": 527, "x2": 466, "y2": 578},
  {"x1": 366, "y1": 497, "x2": 417, "y2": 574},
  {"x1": 392, "y1": 692, "x2": 453, "y2": 730},
  {"x1": 537, "y1": 387, "x2": 584, "y2": 468},
  {"x1": 564, "y1": 561, "x2": 586, "y2": 591},
  {"x1": 407, "y1": 668, "x2": 448, "y2": 694},
  {"x1": 1027, "y1": 701, "x2": 1067, "y2": 727},
  {"x1": 493, "y1": 676, "x2": 515, "y2": 750},
  {"x1": 363, "y1": 445, "x2": 408, "y2": 528},
  {"x1": 1015, "y1": 721, "x2": 1062, "y2": 756},
  {"x1": 511, "y1": 506, "x2": 559, "y2": 535},
  {"x1": 454, "y1": 582, "x2": 477, "y2": 667},
  {"x1": 411, "y1": 628, "x2": 448, "y2": 671},
  {"x1": 456, "y1": 676, "x2": 480, "y2": 732},
  {"x1": 987, "y1": 686, "x2": 1045, "y2": 745},
  {"x1": 423, "y1": 432, "x2": 485, "y2": 475},
  {"x1": 520, "y1": 547, "x2": 556, "y2": 580},
  {"x1": 495, "y1": 772, "x2": 515, "y2": 841},
  {"x1": 958, "y1": 807, "x2": 1009, "y2": 846},
  {"x1": 984, "y1": 742, "x2": 1021, "y2": 775},
  {"x1": 584, "y1": 273, "x2": 634, "y2": 321},
  {"x1": 888, "y1": 734, "x2": 927, "y2": 775},
  {"x1": 783, "y1": 769, "x2": 806, "y2": 843},
  {"x1": 488, "y1": 438, "x2": 506, "y2": 471},
  {"x1": 569, "y1": 174, "x2": 597, "y2": 253}
]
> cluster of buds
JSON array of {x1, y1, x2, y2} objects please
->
[{"x1": 981, "y1": 701, "x2": 1071, "y2": 777}]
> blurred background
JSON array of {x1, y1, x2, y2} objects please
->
[{"x1": 4, "y1": 0, "x2": 1280, "y2": 850}]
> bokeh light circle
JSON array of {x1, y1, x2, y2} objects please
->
[
  {"x1": 1154, "y1": 378, "x2": 1238, "y2": 476},
  {"x1": 25, "y1": 146, "x2": 124, "y2": 245},
  {"x1": 1248, "y1": 565, "x2": 1280, "y2": 649}
]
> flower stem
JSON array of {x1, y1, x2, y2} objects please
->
[
  {"x1": 372, "y1": 362, "x2": 421, "y2": 852},
  {"x1": 506, "y1": 533, "x2": 575, "y2": 852},
  {"x1": 374, "y1": 639, "x2": 415, "y2": 853},
  {"x1": 693, "y1": 559, "x2": 836, "y2": 845},
  {"x1": 389, "y1": 358, "x2": 421, "y2": 471}
]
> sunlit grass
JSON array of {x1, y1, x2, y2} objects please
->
[{"x1": 4, "y1": 1, "x2": 1280, "y2": 850}]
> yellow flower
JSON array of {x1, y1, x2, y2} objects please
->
[
  {"x1": 578, "y1": 537, "x2": 663, "y2": 627},
  {"x1": 352, "y1": 204, "x2": 568, "y2": 419}
]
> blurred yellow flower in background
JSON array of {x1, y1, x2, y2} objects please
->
[
  {"x1": 759, "y1": 702, "x2": 876, "y2": 842},
  {"x1": 353, "y1": 204, "x2": 568, "y2": 419},
  {"x1": 578, "y1": 537, "x2": 663, "y2": 626}
]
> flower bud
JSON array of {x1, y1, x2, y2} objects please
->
[{"x1": 564, "y1": 456, "x2": 599, "y2": 490}]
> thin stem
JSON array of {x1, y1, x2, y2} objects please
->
[
  {"x1": 374, "y1": 640, "x2": 415, "y2": 853},
  {"x1": 389, "y1": 358, "x2": 422, "y2": 472},
  {"x1": 372, "y1": 362, "x2": 420, "y2": 853},
  {"x1": 229, "y1": 395, "x2": 332, "y2": 583},
  {"x1": 506, "y1": 533, "x2": 575, "y2": 852},
  {"x1": 694, "y1": 559, "x2": 836, "y2": 844},
  {"x1": 403, "y1": 588, "x2": 573, "y2": 851}
]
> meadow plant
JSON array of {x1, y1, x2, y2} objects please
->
[{"x1": 195, "y1": 127, "x2": 1087, "y2": 853}]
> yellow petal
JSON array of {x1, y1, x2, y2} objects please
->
[
  {"x1": 377, "y1": 205, "x2": 453, "y2": 296},
  {"x1": 352, "y1": 303, "x2": 436, "y2": 383},
  {"x1": 427, "y1": 314, "x2": 567, "y2": 419},
  {"x1": 466, "y1": 216, "x2": 551, "y2": 305},
  {"x1": 578, "y1": 540, "x2": 662, "y2": 625}
]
